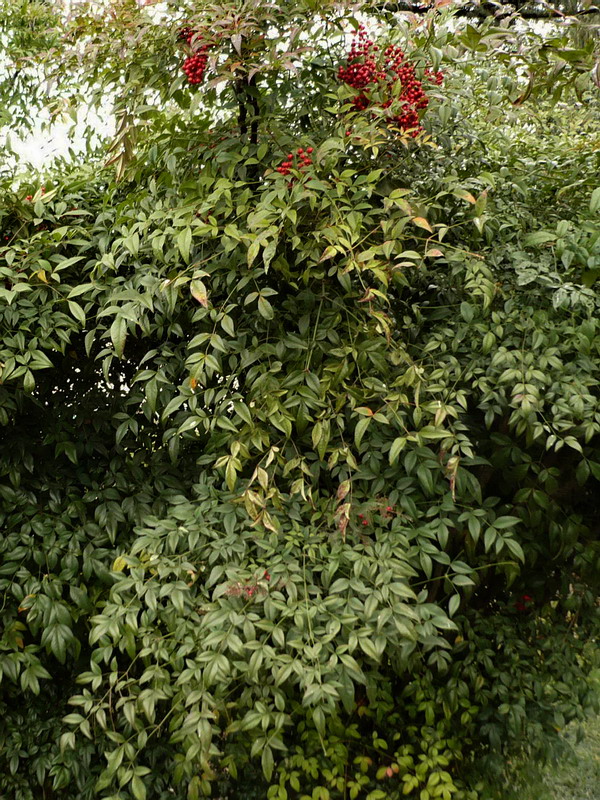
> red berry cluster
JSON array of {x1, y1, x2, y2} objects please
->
[
  {"x1": 25, "y1": 186, "x2": 46, "y2": 202},
  {"x1": 514, "y1": 594, "x2": 533, "y2": 612},
  {"x1": 182, "y1": 46, "x2": 210, "y2": 85},
  {"x1": 425, "y1": 68, "x2": 444, "y2": 86},
  {"x1": 357, "y1": 505, "x2": 395, "y2": 527},
  {"x1": 178, "y1": 25, "x2": 212, "y2": 86},
  {"x1": 177, "y1": 25, "x2": 195, "y2": 43},
  {"x1": 338, "y1": 25, "x2": 443, "y2": 138},
  {"x1": 275, "y1": 146, "x2": 313, "y2": 176}
]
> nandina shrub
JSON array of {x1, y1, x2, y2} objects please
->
[{"x1": 1, "y1": 2, "x2": 600, "y2": 800}]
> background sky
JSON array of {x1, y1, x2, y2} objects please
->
[
  {"x1": 12, "y1": 109, "x2": 115, "y2": 171},
  {"x1": 9, "y1": 0, "x2": 170, "y2": 174}
]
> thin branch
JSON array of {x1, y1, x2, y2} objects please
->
[
  {"x1": 376, "y1": 0, "x2": 600, "y2": 19},
  {"x1": 235, "y1": 79, "x2": 248, "y2": 136}
]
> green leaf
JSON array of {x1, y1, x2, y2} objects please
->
[
  {"x1": 468, "y1": 516, "x2": 481, "y2": 543},
  {"x1": 452, "y1": 574, "x2": 475, "y2": 587},
  {"x1": 494, "y1": 516, "x2": 520, "y2": 530},
  {"x1": 448, "y1": 594, "x2": 460, "y2": 617},
  {"x1": 257, "y1": 295, "x2": 274, "y2": 319},
  {"x1": 178, "y1": 227, "x2": 192, "y2": 262},
  {"x1": 312, "y1": 420, "x2": 323, "y2": 451},
  {"x1": 484, "y1": 526, "x2": 497, "y2": 552},
  {"x1": 564, "y1": 436, "x2": 583, "y2": 453},
  {"x1": 359, "y1": 637, "x2": 380, "y2": 661},
  {"x1": 188, "y1": 777, "x2": 201, "y2": 800},
  {"x1": 389, "y1": 437, "x2": 406, "y2": 465},
  {"x1": 67, "y1": 282, "x2": 95, "y2": 299},
  {"x1": 460, "y1": 302, "x2": 474, "y2": 323},
  {"x1": 263, "y1": 239, "x2": 277, "y2": 270},
  {"x1": 523, "y1": 231, "x2": 556, "y2": 246},
  {"x1": 482, "y1": 331, "x2": 495, "y2": 354},
  {"x1": 432, "y1": 615, "x2": 457, "y2": 631},
  {"x1": 261, "y1": 745, "x2": 274, "y2": 781},
  {"x1": 247, "y1": 239, "x2": 261, "y2": 266},
  {"x1": 225, "y1": 458, "x2": 238, "y2": 491},
  {"x1": 110, "y1": 316, "x2": 127, "y2": 357},
  {"x1": 105, "y1": 746, "x2": 124, "y2": 776},
  {"x1": 68, "y1": 300, "x2": 86, "y2": 325},
  {"x1": 354, "y1": 416, "x2": 371, "y2": 448},
  {"x1": 416, "y1": 465, "x2": 435, "y2": 495},
  {"x1": 313, "y1": 707, "x2": 325, "y2": 737},
  {"x1": 221, "y1": 314, "x2": 235, "y2": 336},
  {"x1": 504, "y1": 538, "x2": 525, "y2": 562},
  {"x1": 131, "y1": 775, "x2": 147, "y2": 800}
]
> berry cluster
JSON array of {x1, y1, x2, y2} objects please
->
[
  {"x1": 177, "y1": 25, "x2": 195, "y2": 43},
  {"x1": 338, "y1": 25, "x2": 443, "y2": 138},
  {"x1": 275, "y1": 146, "x2": 313, "y2": 176},
  {"x1": 182, "y1": 46, "x2": 210, "y2": 85},
  {"x1": 25, "y1": 186, "x2": 46, "y2": 202},
  {"x1": 178, "y1": 24, "x2": 212, "y2": 86},
  {"x1": 426, "y1": 68, "x2": 444, "y2": 86},
  {"x1": 514, "y1": 593, "x2": 533, "y2": 612}
]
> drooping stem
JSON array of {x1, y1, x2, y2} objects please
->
[
  {"x1": 249, "y1": 75, "x2": 259, "y2": 147},
  {"x1": 235, "y1": 79, "x2": 248, "y2": 136}
]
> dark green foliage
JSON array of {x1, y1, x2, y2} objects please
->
[
  {"x1": 506, "y1": 708, "x2": 600, "y2": 800},
  {"x1": 1, "y1": 2, "x2": 600, "y2": 799}
]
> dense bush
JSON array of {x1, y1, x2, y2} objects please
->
[{"x1": 1, "y1": 1, "x2": 600, "y2": 798}]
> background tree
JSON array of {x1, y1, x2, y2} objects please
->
[{"x1": 1, "y1": 1, "x2": 600, "y2": 799}]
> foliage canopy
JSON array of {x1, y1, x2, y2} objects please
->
[{"x1": 1, "y1": 1, "x2": 600, "y2": 799}]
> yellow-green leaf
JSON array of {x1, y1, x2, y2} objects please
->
[
  {"x1": 411, "y1": 216, "x2": 433, "y2": 233},
  {"x1": 191, "y1": 279, "x2": 209, "y2": 307}
]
